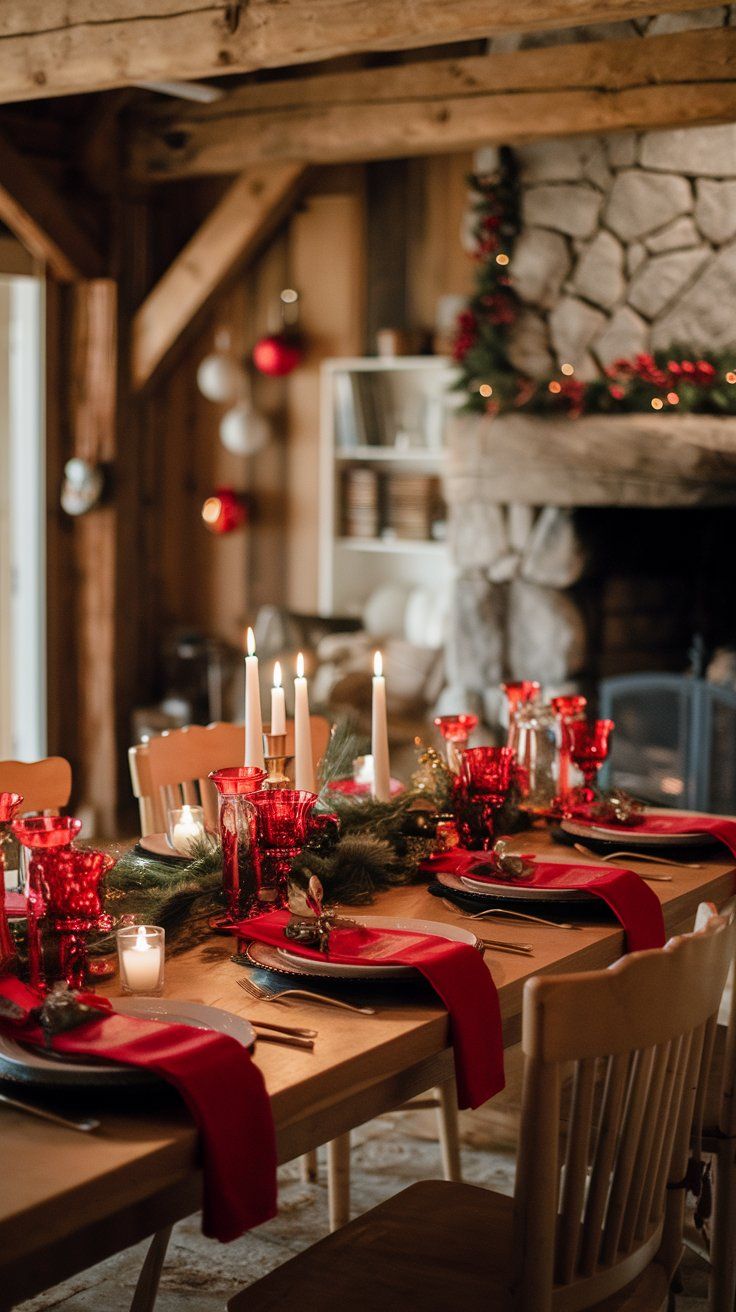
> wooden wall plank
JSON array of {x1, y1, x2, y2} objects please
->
[
  {"x1": 129, "y1": 27, "x2": 736, "y2": 180},
  {"x1": 131, "y1": 163, "x2": 306, "y2": 390},
  {"x1": 0, "y1": 1, "x2": 723, "y2": 104}
]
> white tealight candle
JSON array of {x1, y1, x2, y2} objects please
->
[
  {"x1": 271, "y1": 660, "x2": 286, "y2": 735},
  {"x1": 294, "y1": 651, "x2": 316, "y2": 792},
  {"x1": 120, "y1": 925, "x2": 164, "y2": 995},
  {"x1": 244, "y1": 626, "x2": 265, "y2": 770},
  {"x1": 371, "y1": 650, "x2": 391, "y2": 801},
  {"x1": 171, "y1": 803, "x2": 204, "y2": 855}
]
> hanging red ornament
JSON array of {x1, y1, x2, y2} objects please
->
[
  {"x1": 201, "y1": 487, "x2": 248, "y2": 535},
  {"x1": 252, "y1": 331, "x2": 303, "y2": 377},
  {"x1": 252, "y1": 288, "x2": 304, "y2": 377}
]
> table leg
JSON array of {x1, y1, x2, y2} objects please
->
[
  {"x1": 300, "y1": 1149, "x2": 319, "y2": 1183},
  {"x1": 436, "y1": 1079, "x2": 462, "y2": 1183},
  {"x1": 327, "y1": 1134, "x2": 351, "y2": 1232},
  {"x1": 129, "y1": 1225, "x2": 173, "y2": 1312}
]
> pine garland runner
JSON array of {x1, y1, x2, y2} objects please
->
[{"x1": 453, "y1": 153, "x2": 736, "y2": 418}]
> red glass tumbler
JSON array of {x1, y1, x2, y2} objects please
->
[
  {"x1": 209, "y1": 767, "x2": 267, "y2": 923},
  {"x1": 454, "y1": 747, "x2": 514, "y2": 851},
  {"x1": 12, "y1": 815, "x2": 83, "y2": 991},
  {"x1": 0, "y1": 792, "x2": 22, "y2": 976}
]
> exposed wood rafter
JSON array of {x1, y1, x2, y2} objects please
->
[
  {"x1": 130, "y1": 26, "x2": 736, "y2": 179},
  {"x1": 131, "y1": 163, "x2": 307, "y2": 389},
  {"x1": 0, "y1": 131, "x2": 102, "y2": 279},
  {"x1": 0, "y1": 0, "x2": 726, "y2": 104}
]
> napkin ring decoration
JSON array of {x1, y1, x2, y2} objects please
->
[
  {"x1": 0, "y1": 982, "x2": 110, "y2": 1049},
  {"x1": 286, "y1": 875, "x2": 358, "y2": 955},
  {"x1": 590, "y1": 789, "x2": 644, "y2": 825},
  {"x1": 472, "y1": 839, "x2": 536, "y2": 882}
]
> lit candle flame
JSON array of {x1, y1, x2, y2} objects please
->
[
  {"x1": 273, "y1": 660, "x2": 282, "y2": 689},
  {"x1": 374, "y1": 650, "x2": 383, "y2": 678},
  {"x1": 134, "y1": 926, "x2": 150, "y2": 953},
  {"x1": 246, "y1": 626, "x2": 256, "y2": 657},
  {"x1": 296, "y1": 651, "x2": 305, "y2": 679}
]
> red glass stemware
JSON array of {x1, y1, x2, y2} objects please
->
[
  {"x1": 550, "y1": 695, "x2": 588, "y2": 805},
  {"x1": 249, "y1": 789, "x2": 318, "y2": 908},
  {"x1": 454, "y1": 747, "x2": 514, "y2": 851},
  {"x1": 32, "y1": 847, "x2": 114, "y2": 990},
  {"x1": 12, "y1": 815, "x2": 83, "y2": 991},
  {"x1": 0, "y1": 793, "x2": 22, "y2": 976},
  {"x1": 209, "y1": 767, "x2": 267, "y2": 923},
  {"x1": 433, "y1": 714, "x2": 479, "y2": 773},
  {"x1": 564, "y1": 718, "x2": 615, "y2": 805}
]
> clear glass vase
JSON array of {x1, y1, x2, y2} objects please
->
[{"x1": 513, "y1": 702, "x2": 558, "y2": 815}]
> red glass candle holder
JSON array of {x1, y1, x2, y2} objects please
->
[
  {"x1": 32, "y1": 848, "x2": 114, "y2": 990},
  {"x1": 550, "y1": 695, "x2": 588, "y2": 806},
  {"x1": 0, "y1": 793, "x2": 22, "y2": 976},
  {"x1": 564, "y1": 718, "x2": 615, "y2": 805},
  {"x1": 12, "y1": 815, "x2": 83, "y2": 991},
  {"x1": 434, "y1": 714, "x2": 479, "y2": 773},
  {"x1": 209, "y1": 767, "x2": 267, "y2": 923},
  {"x1": 502, "y1": 680, "x2": 541, "y2": 751},
  {"x1": 454, "y1": 747, "x2": 514, "y2": 850},
  {"x1": 249, "y1": 789, "x2": 318, "y2": 908}
]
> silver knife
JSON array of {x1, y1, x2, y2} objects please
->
[{"x1": 0, "y1": 1088, "x2": 100, "y2": 1133}]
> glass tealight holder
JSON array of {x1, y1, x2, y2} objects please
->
[
  {"x1": 433, "y1": 714, "x2": 479, "y2": 773},
  {"x1": 117, "y1": 925, "x2": 165, "y2": 996},
  {"x1": 514, "y1": 702, "x2": 558, "y2": 816},
  {"x1": 167, "y1": 803, "x2": 208, "y2": 856}
]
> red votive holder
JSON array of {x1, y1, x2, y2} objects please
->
[
  {"x1": 550, "y1": 695, "x2": 588, "y2": 807},
  {"x1": 33, "y1": 847, "x2": 115, "y2": 990},
  {"x1": 434, "y1": 714, "x2": 479, "y2": 773},
  {"x1": 12, "y1": 815, "x2": 83, "y2": 992},
  {"x1": 0, "y1": 792, "x2": 22, "y2": 976},
  {"x1": 455, "y1": 747, "x2": 514, "y2": 851},
  {"x1": 209, "y1": 767, "x2": 267, "y2": 923}
]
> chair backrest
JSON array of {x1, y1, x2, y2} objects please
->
[
  {"x1": 512, "y1": 916, "x2": 735, "y2": 1312},
  {"x1": 718, "y1": 935, "x2": 736, "y2": 1139},
  {"x1": 128, "y1": 718, "x2": 331, "y2": 836},
  {"x1": 0, "y1": 757, "x2": 72, "y2": 814}
]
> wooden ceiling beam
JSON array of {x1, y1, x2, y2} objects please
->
[
  {"x1": 131, "y1": 162, "x2": 306, "y2": 390},
  {"x1": 129, "y1": 26, "x2": 736, "y2": 179},
  {"x1": 0, "y1": 0, "x2": 726, "y2": 104},
  {"x1": 0, "y1": 131, "x2": 103, "y2": 279}
]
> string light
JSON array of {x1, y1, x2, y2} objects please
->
[
  {"x1": 548, "y1": 381, "x2": 562, "y2": 394},
  {"x1": 495, "y1": 253, "x2": 509, "y2": 266},
  {"x1": 651, "y1": 397, "x2": 664, "y2": 410},
  {"x1": 666, "y1": 391, "x2": 680, "y2": 405},
  {"x1": 478, "y1": 383, "x2": 493, "y2": 397},
  {"x1": 560, "y1": 363, "x2": 575, "y2": 376},
  {"x1": 726, "y1": 372, "x2": 736, "y2": 385}
]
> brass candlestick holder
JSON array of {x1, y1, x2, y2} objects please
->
[{"x1": 262, "y1": 733, "x2": 293, "y2": 788}]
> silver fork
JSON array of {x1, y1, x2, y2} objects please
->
[
  {"x1": 237, "y1": 973, "x2": 376, "y2": 1016},
  {"x1": 441, "y1": 897, "x2": 578, "y2": 932},
  {"x1": 572, "y1": 842, "x2": 701, "y2": 870},
  {"x1": 572, "y1": 843, "x2": 673, "y2": 880}
]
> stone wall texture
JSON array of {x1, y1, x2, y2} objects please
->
[{"x1": 481, "y1": 8, "x2": 736, "y2": 377}]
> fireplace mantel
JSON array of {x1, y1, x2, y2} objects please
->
[{"x1": 445, "y1": 414, "x2": 736, "y2": 507}]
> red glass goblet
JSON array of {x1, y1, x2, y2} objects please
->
[
  {"x1": 32, "y1": 847, "x2": 115, "y2": 990},
  {"x1": 455, "y1": 747, "x2": 514, "y2": 851},
  {"x1": 209, "y1": 767, "x2": 267, "y2": 924},
  {"x1": 550, "y1": 695, "x2": 588, "y2": 806},
  {"x1": 12, "y1": 815, "x2": 83, "y2": 991},
  {"x1": 433, "y1": 714, "x2": 479, "y2": 773},
  {"x1": 0, "y1": 793, "x2": 22, "y2": 976},
  {"x1": 249, "y1": 789, "x2": 318, "y2": 909},
  {"x1": 564, "y1": 719, "x2": 614, "y2": 806}
]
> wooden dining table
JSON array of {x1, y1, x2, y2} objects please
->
[{"x1": 1, "y1": 828, "x2": 734, "y2": 1311}]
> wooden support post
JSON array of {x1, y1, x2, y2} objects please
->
[{"x1": 131, "y1": 164, "x2": 306, "y2": 390}]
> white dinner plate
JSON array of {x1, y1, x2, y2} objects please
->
[
  {"x1": 560, "y1": 812, "x2": 720, "y2": 849},
  {"x1": 137, "y1": 833, "x2": 188, "y2": 860},
  {"x1": 246, "y1": 915, "x2": 481, "y2": 980},
  {"x1": 436, "y1": 870, "x2": 592, "y2": 906},
  {"x1": 0, "y1": 998, "x2": 254, "y2": 1089}
]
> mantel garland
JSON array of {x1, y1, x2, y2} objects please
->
[{"x1": 453, "y1": 152, "x2": 736, "y2": 419}]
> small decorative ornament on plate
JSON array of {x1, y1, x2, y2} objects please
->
[
  {"x1": 28, "y1": 982, "x2": 109, "y2": 1050},
  {"x1": 484, "y1": 839, "x2": 536, "y2": 881},
  {"x1": 585, "y1": 789, "x2": 645, "y2": 826},
  {"x1": 285, "y1": 876, "x2": 357, "y2": 955}
]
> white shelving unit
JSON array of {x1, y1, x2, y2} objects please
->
[{"x1": 319, "y1": 357, "x2": 455, "y2": 616}]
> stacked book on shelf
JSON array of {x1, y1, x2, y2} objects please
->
[
  {"x1": 341, "y1": 469, "x2": 445, "y2": 543},
  {"x1": 342, "y1": 467, "x2": 380, "y2": 539},
  {"x1": 385, "y1": 473, "x2": 442, "y2": 540}
]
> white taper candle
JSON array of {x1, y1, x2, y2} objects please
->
[
  {"x1": 371, "y1": 650, "x2": 391, "y2": 801},
  {"x1": 294, "y1": 652, "x2": 316, "y2": 792},
  {"x1": 244, "y1": 626, "x2": 265, "y2": 770}
]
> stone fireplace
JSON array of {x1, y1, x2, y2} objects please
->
[{"x1": 439, "y1": 413, "x2": 736, "y2": 722}]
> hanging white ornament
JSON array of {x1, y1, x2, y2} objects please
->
[
  {"x1": 197, "y1": 328, "x2": 247, "y2": 404},
  {"x1": 220, "y1": 401, "x2": 270, "y2": 456}
]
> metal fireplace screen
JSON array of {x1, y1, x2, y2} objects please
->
[{"x1": 599, "y1": 674, "x2": 736, "y2": 814}]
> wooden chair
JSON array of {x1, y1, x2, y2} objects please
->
[
  {"x1": 0, "y1": 757, "x2": 72, "y2": 813},
  {"x1": 128, "y1": 718, "x2": 332, "y2": 837},
  {"x1": 688, "y1": 904, "x2": 736, "y2": 1312},
  {"x1": 229, "y1": 916, "x2": 734, "y2": 1312}
]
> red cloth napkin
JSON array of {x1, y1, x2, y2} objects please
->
[
  {"x1": 0, "y1": 977, "x2": 277, "y2": 1243},
  {"x1": 422, "y1": 851, "x2": 665, "y2": 953},
  {"x1": 574, "y1": 811, "x2": 736, "y2": 856},
  {"x1": 237, "y1": 910, "x2": 504, "y2": 1110}
]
